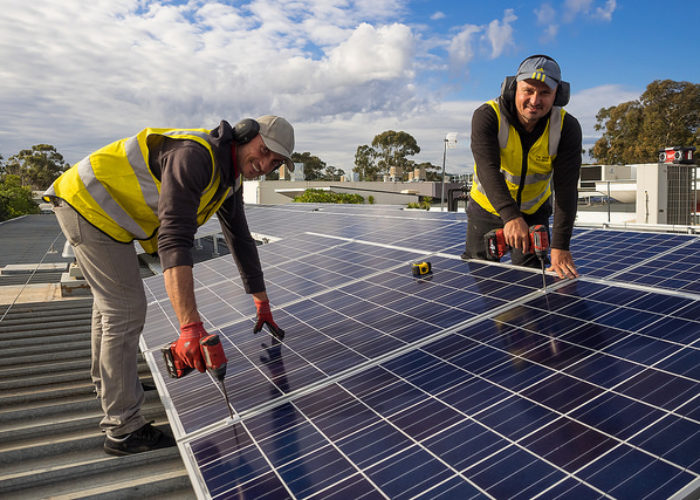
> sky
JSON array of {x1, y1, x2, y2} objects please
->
[{"x1": 1, "y1": 0, "x2": 698, "y2": 177}]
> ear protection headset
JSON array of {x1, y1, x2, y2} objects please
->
[
  {"x1": 500, "y1": 54, "x2": 570, "y2": 106},
  {"x1": 233, "y1": 118, "x2": 260, "y2": 144}
]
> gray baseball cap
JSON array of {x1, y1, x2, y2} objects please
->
[
  {"x1": 257, "y1": 115, "x2": 295, "y2": 171},
  {"x1": 515, "y1": 55, "x2": 561, "y2": 90}
]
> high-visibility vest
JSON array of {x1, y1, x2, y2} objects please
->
[
  {"x1": 470, "y1": 99, "x2": 565, "y2": 215},
  {"x1": 44, "y1": 128, "x2": 240, "y2": 253}
]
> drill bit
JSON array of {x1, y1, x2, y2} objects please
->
[
  {"x1": 219, "y1": 379, "x2": 235, "y2": 421},
  {"x1": 540, "y1": 258, "x2": 547, "y2": 291}
]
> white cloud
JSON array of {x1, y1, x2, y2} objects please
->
[
  {"x1": 446, "y1": 8, "x2": 518, "y2": 73},
  {"x1": 484, "y1": 9, "x2": 517, "y2": 58},
  {"x1": 536, "y1": 0, "x2": 616, "y2": 42},
  {"x1": 534, "y1": 3, "x2": 558, "y2": 42},
  {"x1": 447, "y1": 25, "x2": 481, "y2": 69},
  {"x1": 0, "y1": 0, "x2": 629, "y2": 175},
  {"x1": 563, "y1": 0, "x2": 593, "y2": 22},
  {"x1": 593, "y1": 0, "x2": 617, "y2": 21},
  {"x1": 0, "y1": 1, "x2": 420, "y2": 163},
  {"x1": 324, "y1": 23, "x2": 414, "y2": 83},
  {"x1": 560, "y1": 0, "x2": 617, "y2": 24},
  {"x1": 566, "y1": 84, "x2": 641, "y2": 153},
  {"x1": 431, "y1": 11, "x2": 446, "y2": 20}
]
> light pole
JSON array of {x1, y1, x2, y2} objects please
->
[{"x1": 440, "y1": 132, "x2": 458, "y2": 211}]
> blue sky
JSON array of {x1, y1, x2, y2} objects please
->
[{"x1": 1, "y1": 0, "x2": 697, "y2": 176}]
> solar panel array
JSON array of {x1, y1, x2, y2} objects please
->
[{"x1": 140, "y1": 204, "x2": 699, "y2": 499}]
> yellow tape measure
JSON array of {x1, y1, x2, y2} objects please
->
[{"x1": 411, "y1": 261, "x2": 432, "y2": 277}]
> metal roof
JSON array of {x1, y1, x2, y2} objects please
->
[{"x1": 0, "y1": 214, "x2": 195, "y2": 499}]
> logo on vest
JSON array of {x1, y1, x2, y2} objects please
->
[{"x1": 534, "y1": 154, "x2": 551, "y2": 162}]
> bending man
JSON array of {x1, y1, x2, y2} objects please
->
[{"x1": 44, "y1": 116, "x2": 292, "y2": 455}]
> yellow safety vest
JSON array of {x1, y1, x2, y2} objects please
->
[
  {"x1": 470, "y1": 99, "x2": 565, "y2": 216},
  {"x1": 44, "y1": 128, "x2": 240, "y2": 253}
]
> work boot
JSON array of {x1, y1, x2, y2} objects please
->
[{"x1": 104, "y1": 421, "x2": 176, "y2": 456}]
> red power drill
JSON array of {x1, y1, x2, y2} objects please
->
[
  {"x1": 484, "y1": 224, "x2": 549, "y2": 288},
  {"x1": 162, "y1": 334, "x2": 235, "y2": 420},
  {"x1": 200, "y1": 334, "x2": 235, "y2": 420}
]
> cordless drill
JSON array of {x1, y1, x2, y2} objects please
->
[
  {"x1": 199, "y1": 334, "x2": 235, "y2": 420},
  {"x1": 529, "y1": 225, "x2": 549, "y2": 289},
  {"x1": 484, "y1": 224, "x2": 549, "y2": 288},
  {"x1": 161, "y1": 334, "x2": 235, "y2": 420}
]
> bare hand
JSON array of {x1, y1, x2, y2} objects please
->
[
  {"x1": 503, "y1": 217, "x2": 530, "y2": 253},
  {"x1": 548, "y1": 249, "x2": 579, "y2": 279}
]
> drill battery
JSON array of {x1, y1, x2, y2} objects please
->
[{"x1": 162, "y1": 342, "x2": 192, "y2": 379}]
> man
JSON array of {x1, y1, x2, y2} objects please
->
[
  {"x1": 463, "y1": 55, "x2": 581, "y2": 279},
  {"x1": 43, "y1": 115, "x2": 292, "y2": 455}
]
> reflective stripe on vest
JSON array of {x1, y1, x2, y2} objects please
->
[
  {"x1": 76, "y1": 153, "x2": 149, "y2": 239},
  {"x1": 469, "y1": 99, "x2": 566, "y2": 216},
  {"x1": 44, "y1": 128, "x2": 237, "y2": 252}
]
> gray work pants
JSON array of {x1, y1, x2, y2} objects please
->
[{"x1": 54, "y1": 205, "x2": 147, "y2": 437}]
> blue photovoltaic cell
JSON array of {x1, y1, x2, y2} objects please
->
[
  {"x1": 139, "y1": 204, "x2": 700, "y2": 499},
  {"x1": 179, "y1": 277, "x2": 699, "y2": 498}
]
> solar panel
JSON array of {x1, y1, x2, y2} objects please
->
[{"x1": 140, "y1": 205, "x2": 699, "y2": 499}]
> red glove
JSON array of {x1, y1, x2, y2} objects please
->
[
  {"x1": 253, "y1": 298, "x2": 285, "y2": 340},
  {"x1": 174, "y1": 321, "x2": 207, "y2": 373}
]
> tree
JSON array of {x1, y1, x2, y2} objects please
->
[
  {"x1": 590, "y1": 80, "x2": 699, "y2": 164},
  {"x1": 291, "y1": 152, "x2": 326, "y2": 181},
  {"x1": 371, "y1": 130, "x2": 420, "y2": 178},
  {"x1": 321, "y1": 165, "x2": 345, "y2": 181},
  {"x1": 353, "y1": 144, "x2": 379, "y2": 180},
  {"x1": 4, "y1": 144, "x2": 68, "y2": 190},
  {"x1": 414, "y1": 161, "x2": 442, "y2": 181},
  {"x1": 0, "y1": 175, "x2": 40, "y2": 221}
]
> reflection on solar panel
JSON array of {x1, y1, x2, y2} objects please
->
[{"x1": 140, "y1": 204, "x2": 700, "y2": 499}]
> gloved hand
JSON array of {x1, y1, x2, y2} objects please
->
[
  {"x1": 174, "y1": 321, "x2": 207, "y2": 373},
  {"x1": 253, "y1": 298, "x2": 285, "y2": 340}
]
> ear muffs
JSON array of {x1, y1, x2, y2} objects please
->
[
  {"x1": 500, "y1": 55, "x2": 571, "y2": 107},
  {"x1": 554, "y1": 81, "x2": 570, "y2": 106},
  {"x1": 500, "y1": 75, "x2": 517, "y2": 103},
  {"x1": 233, "y1": 118, "x2": 260, "y2": 144}
]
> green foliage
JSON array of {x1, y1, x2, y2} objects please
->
[
  {"x1": 293, "y1": 189, "x2": 364, "y2": 204},
  {"x1": 414, "y1": 161, "x2": 442, "y2": 181},
  {"x1": 0, "y1": 175, "x2": 40, "y2": 221},
  {"x1": 322, "y1": 165, "x2": 345, "y2": 181},
  {"x1": 353, "y1": 130, "x2": 422, "y2": 181},
  {"x1": 291, "y1": 152, "x2": 326, "y2": 180},
  {"x1": 371, "y1": 130, "x2": 420, "y2": 178},
  {"x1": 407, "y1": 199, "x2": 431, "y2": 210},
  {"x1": 353, "y1": 144, "x2": 379, "y2": 180},
  {"x1": 591, "y1": 80, "x2": 699, "y2": 164},
  {"x1": 3, "y1": 144, "x2": 67, "y2": 190},
  {"x1": 368, "y1": 195, "x2": 375, "y2": 204}
]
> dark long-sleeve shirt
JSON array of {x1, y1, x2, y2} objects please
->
[
  {"x1": 149, "y1": 121, "x2": 265, "y2": 293},
  {"x1": 470, "y1": 98, "x2": 582, "y2": 250}
]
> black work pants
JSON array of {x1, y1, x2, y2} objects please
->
[{"x1": 463, "y1": 200, "x2": 551, "y2": 269}]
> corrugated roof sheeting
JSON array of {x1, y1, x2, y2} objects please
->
[{"x1": 0, "y1": 214, "x2": 195, "y2": 499}]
